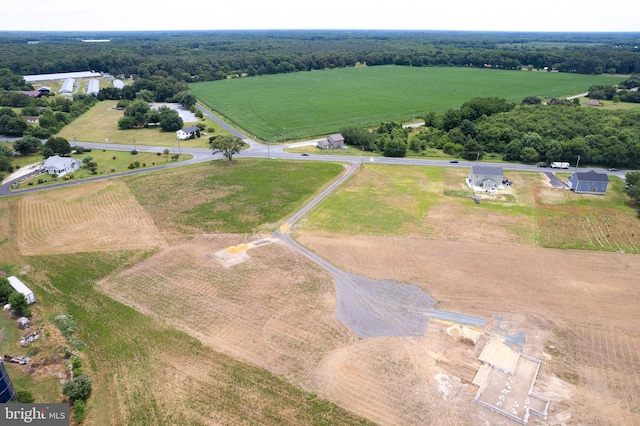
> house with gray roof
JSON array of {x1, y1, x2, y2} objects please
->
[
  {"x1": 42, "y1": 155, "x2": 81, "y2": 177},
  {"x1": 176, "y1": 126, "x2": 199, "y2": 140},
  {"x1": 567, "y1": 170, "x2": 609, "y2": 194},
  {"x1": 468, "y1": 165, "x2": 504, "y2": 190},
  {"x1": 317, "y1": 133, "x2": 345, "y2": 150}
]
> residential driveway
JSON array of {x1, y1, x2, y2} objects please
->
[{"x1": 544, "y1": 171, "x2": 569, "y2": 189}]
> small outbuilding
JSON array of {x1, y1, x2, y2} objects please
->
[
  {"x1": 567, "y1": 170, "x2": 609, "y2": 194},
  {"x1": 7, "y1": 276, "x2": 36, "y2": 305},
  {"x1": 42, "y1": 155, "x2": 81, "y2": 177},
  {"x1": 468, "y1": 165, "x2": 504, "y2": 191},
  {"x1": 17, "y1": 317, "x2": 30, "y2": 329},
  {"x1": 176, "y1": 126, "x2": 199, "y2": 140}
]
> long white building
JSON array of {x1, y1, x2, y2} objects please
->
[{"x1": 23, "y1": 71, "x2": 102, "y2": 83}]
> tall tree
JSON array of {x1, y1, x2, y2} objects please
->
[
  {"x1": 45, "y1": 136, "x2": 71, "y2": 155},
  {"x1": 209, "y1": 135, "x2": 245, "y2": 161},
  {"x1": 13, "y1": 135, "x2": 42, "y2": 155}
]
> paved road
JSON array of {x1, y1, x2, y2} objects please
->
[{"x1": 0, "y1": 110, "x2": 631, "y2": 337}]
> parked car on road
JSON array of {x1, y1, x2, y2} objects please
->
[{"x1": 449, "y1": 159, "x2": 458, "y2": 163}]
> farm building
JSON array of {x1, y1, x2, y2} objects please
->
[
  {"x1": 7, "y1": 276, "x2": 36, "y2": 304},
  {"x1": 87, "y1": 79, "x2": 100, "y2": 95},
  {"x1": 14, "y1": 90, "x2": 45, "y2": 98},
  {"x1": 59, "y1": 78, "x2": 75, "y2": 94},
  {"x1": 113, "y1": 79, "x2": 125, "y2": 89},
  {"x1": 567, "y1": 170, "x2": 609, "y2": 194},
  {"x1": 23, "y1": 71, "x2": 102, "y2": 83},
  {"x1": 176, "y1": 126, "x2": 199, "y2": 140},
  {"x1": 317, "y1": 133, "x2": 345, "y2": 150},
  {"x1": 42, "y1": 155, "x2": 81, "y2": 177},
  {"x1": 468, "y1": 165, "x2": 504, "y2": 190}
]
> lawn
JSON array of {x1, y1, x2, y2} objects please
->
[
  {"x1": 190, "y1": 65, "x2": 623, "y2": 141},
  {"x1": 9, "y1": 149, "x2": 190, "y2": 190},
  {"x1": 57, "y1": 101, "x2": 229, "y2": 149}
]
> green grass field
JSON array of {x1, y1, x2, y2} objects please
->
[
  {"x1": 190, "y1": 66, "x2": 623, "y2": 141},
  {"x1": 8, "y1": 149, "x2": 190, "y2": 190},
  {"x1": 124, "y1": 159, "x2": 345, "y2": 233},
  {"x1": 302, "y1": 164, "x2": 640, "y2": 252},
  {"x1": 57, "y1": 101, "x2": 229, "y2": 148}
]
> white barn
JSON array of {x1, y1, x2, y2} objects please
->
[
  {"x1": 87, "y1": 79, "x2": 100, "y2": 95},
  {"x1": 42, "y1": 155, "x2": 81, "y2": 177},
  {"x1": 7, "y1": 276, "x2": 36, "y2": 304},
  {"x1": 59, "y1": 78, "x2": 75, "y2": 94}
]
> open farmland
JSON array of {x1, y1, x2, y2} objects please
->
[
  {"x1": 2, "y1": 160, "x2": 640, "y2": 425},
  {"x1": 190, "y1": 66, "x2": 622, "y2": 140}
]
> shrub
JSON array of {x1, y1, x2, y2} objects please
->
[
  {"x1": 72, "y1": 357, "x2": 83, "y2": 377},
  {"x1": 9, "y1": 292, "x2": 31, "y2": 317},
  {"x1": 63, "y1": 375, "x2": 92, "y2": 401},
  {"x1": 73, "y1": 400, "x2": 86, "y2": 423},
  {"x1": 16, "y1": 389, "x2": 35, "y2": 403},
  {"x1": 112, "y1": 156, "x2": 116, "y2": 160}
]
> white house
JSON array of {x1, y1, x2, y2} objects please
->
[
  {"x1": 42, "y1": 155, "x2": 81, "y2": 177},
  {"x1": 176, "y1": 126, "x2": 199, "y2": 140},
  {"x1": 468, "y1": 165, "x2": 504, "y2": 190},
  {"x1": 7, "y1": 276, "x2": 36, "y2": 304}
]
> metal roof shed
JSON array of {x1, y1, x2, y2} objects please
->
[{"x1": 7, "y1": 276, "x2": 36, "y2": 304}]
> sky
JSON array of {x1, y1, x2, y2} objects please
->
[{"x1": 1, "y1": 0, "x2": 638, "y2": 33}]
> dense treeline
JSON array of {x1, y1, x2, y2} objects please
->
[
  {"x1": 1, "y1": 31, "x2": 639, "y2": 81},
  {"x1": 342, "y1": 97, "x2": 640, "y2": 168}
]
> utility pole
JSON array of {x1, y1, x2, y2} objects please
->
[{"x1": 575, "y1": 155, "x2": 580, "y2": 170}]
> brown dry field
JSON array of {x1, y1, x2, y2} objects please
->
[
  {"x1": 16, "y1": 180, "x2": 167, "y2": 255},
  {"x1": 8, "y1": 168, "x2": 640, "y2": 425}
]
